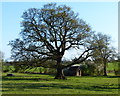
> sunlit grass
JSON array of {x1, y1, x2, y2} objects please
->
[
  {"x1": 2, "y1": 73, "x2": 119, "y2": 94},
  {"x1": 107, "y1": 62, "x2": 119, "y2": 71}
]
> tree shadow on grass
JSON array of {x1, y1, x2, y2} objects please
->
[
  {"x1": 2, "y1": 75, "x2": 119, "y2": 93},
  {"x1": 107, "y1": 76, "x2": 120, "y2": 78},
  {"x1": 91, "y1": 85, "x2": 119, "y2": 90},
  {"x1": 2, "y1": 81, "x2": 119, "y2": 93},
  {"x1": 88, "y1": 75, "x2": 120, "y2": 78},
  {"x1": 2, "y1": 76, "x2": 51, "y2": 81}
]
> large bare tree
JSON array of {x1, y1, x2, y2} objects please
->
[{"x1": 9, "y1": 3, "x2": 98, "y2": 79}]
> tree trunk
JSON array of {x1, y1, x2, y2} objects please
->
[
  {"x1": 54, "y1": 59, "x2": 66, "y2": 79},
  {"x1": 103, "y1": 61, "x2": 107, "y2": 76},
  {"x1": 54, "y1": 68, "x2": 66, "y2": 79}
]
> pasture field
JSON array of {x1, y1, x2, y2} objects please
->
[
  {"x1": 107, "y1": 62, "x2": 120, "y2": 71},
  {"x1": 1, "y1": 73, "x2": 119, "y2": 95}
]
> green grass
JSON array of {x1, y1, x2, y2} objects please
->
[
  {"x1": 107, "y1": 62, "x2": 120, "y2": 71},
  {"x1": 2, "y1": 73, "x2": 119, "y2": 94}
]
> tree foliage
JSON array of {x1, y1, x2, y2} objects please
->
[
  {"x1": 9, "y1": 3, "x2": 102, "y2": 79},
  {"x1": 91, "y1": 33, "x2": 116, "y2": 76}
]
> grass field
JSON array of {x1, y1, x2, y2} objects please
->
[
  {"x1": 1, "y1": 73, "x2": 119, "y2": 95},
  {"x1": 107, "y1": 62, "x2": 120, "y2": 71}
]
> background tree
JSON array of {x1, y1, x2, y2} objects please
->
[
  {"x1": 0, "y1": 51, "x2": 4, "y2": 62},
  {"x1": 91, "y1": 33, "x2": 115, "y2": 76},
  {"x1": 0, "y1": 51, "x2": 4, "y2": 72},
  {"x1": 9, "y1": 3, "x2": 99, "y2": 79}
]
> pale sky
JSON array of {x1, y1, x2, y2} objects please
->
[{"x1": 0, "y1": 1, "x2": 118, "y2": 60}]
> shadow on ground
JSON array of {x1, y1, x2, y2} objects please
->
[
  {"x1": 2, "y1": 75, "x2": 119, "y2": 93},
  {"x1": 107, "y1": 76, "x2": 120, "y2": 78}
]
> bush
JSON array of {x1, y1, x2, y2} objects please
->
[
  {"x1": 81, "y1": 64, "x2": 96, "y2": 76},
  {"x1": 2, "y1": 64, "x2": 15, "y2": 73},
  {"x1": 46, "y1": 68, "x2": 56, "y2": 75},
  {"x1": 114, "y1": 70, "x2": 120, "y2": 76}
]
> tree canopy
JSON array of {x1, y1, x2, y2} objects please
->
[
  {"x1": 91, "y1": 33, "x2": 116, "y2": 76},
  {"x1": 9, "y1": 3, "x2": 108, "y2": 79}
]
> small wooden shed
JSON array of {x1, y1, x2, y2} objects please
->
[{"x1": 64, "y1": 65, "x2": 82, "y2": 76}]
